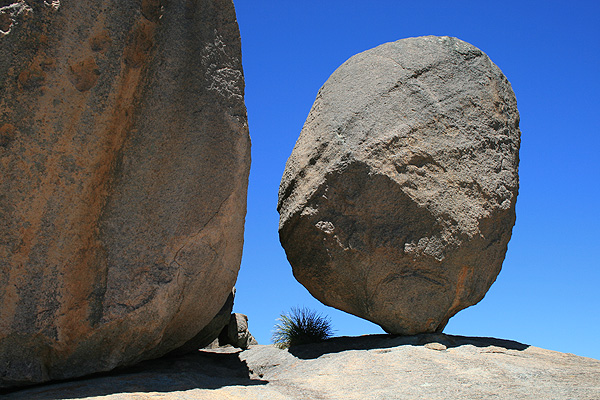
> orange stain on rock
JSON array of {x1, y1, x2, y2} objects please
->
[
  {"x1": 0, "y1": 123, "x2": 15, "y2": 147},
  {"x1": 3, "y1": 7, "x2": 159, "y2": 348},
  {"x1": 447, "y1": 266, "x2": 471, "y2": 319},
  {"x1": 17, "y1": 66, "x2": 46, "y2": 90},
  {"x1": 123, "y1": 19, "x2": 156, "y2": 68},
  {"x1": 90, "y1": 30, "x2": 112, "y2": 53},
  {"x1": 54, "y1": 14, "x2": 158, "y2": 344},
  {"x1": 68, "y1": 57, "x2": 101, "y2": 92}
]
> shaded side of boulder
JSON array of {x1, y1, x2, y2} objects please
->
[
  {"x1": 278, "y1": 36, "x2": 520, "y2": 335},
  {"x1": 0, "y1": 0, "x2": 250, "y2": 388},
  {"x1": 224, "y1": 313, "x2": 258, "y2": 349},
  {"x1": 208, "y1": 313, "x2": 258, "y2": 350},
  {"x1": 169, "y1": 289, "x2": 236, "y2": 356}
]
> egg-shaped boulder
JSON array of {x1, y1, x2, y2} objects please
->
[{"x1": 278, "y1": 36, "x2": 520, "y2": 335}]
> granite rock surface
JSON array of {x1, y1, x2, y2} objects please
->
[
  {"x1": 0, "y1": 0, "x2": 250, "y2": 388},
  {"x1": 2, "y1": 334, "x2": 598, "y2": 400},
  {"x1": 278, "y1": 36, "x2": 520, "y2": 334},
  {"x1": 169, "y1": 289, "x2": 236, "y2": 356},
  {"x1": 225, "y1": 313, "x2": 258, "y2": 349}
]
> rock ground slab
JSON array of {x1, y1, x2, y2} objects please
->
[{"x1": 2, "y1": 334, "x2": 598, "y2": 400}]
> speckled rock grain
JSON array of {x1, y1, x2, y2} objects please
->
[
  {"x1": 278, "y1": 36, "x2": 520, "y2": 335},
  {"x1": 0, "y1": 0, "x2": 250, "y2": 388},
  {"x1": 2, "y1": 334, "x2": 599, "y2": 400}
]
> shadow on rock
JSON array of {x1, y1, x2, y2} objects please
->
[
  {"x1": 1, "y1": 349, "x2": 267, "y2": 399},
  {"x1": 288, "y1": 333, "x2": 530, "y2": 360}
]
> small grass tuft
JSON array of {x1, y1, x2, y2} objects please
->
[{"x1": 271, "y1": 307, "x2": 334, "y2": 349}]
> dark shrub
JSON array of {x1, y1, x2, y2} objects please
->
[{"x1": 272, "y1": 307, "x2": 333, "y2": 348}]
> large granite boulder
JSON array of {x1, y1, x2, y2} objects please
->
[
  {"x1": 0, "y1": 0, "x2": 250, "y2": 388},
  {"x1": 278, "y1": 36, "x2": 520, "y2": 335}
]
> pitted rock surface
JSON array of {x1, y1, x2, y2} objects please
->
[
  {"x1": 278, "y1": 36, "x2": 520, "y2": 335},
  {"x1": 0, "y1": 0, "x2": 250, "y2": 388}
]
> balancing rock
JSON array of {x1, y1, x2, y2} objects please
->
[
  {"x1": 0, "y1": 0, "x2": 249, "y2": 388},
  {"x1": 278, "y1": 36, "x2": 520, "y2": 335}
]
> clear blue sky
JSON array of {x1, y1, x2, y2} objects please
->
[{"x1": 231, "y1": 0, "x2": 600, "y2": 360}]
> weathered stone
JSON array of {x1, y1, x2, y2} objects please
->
[
  {"x1": 424, "y1": 342, "x2": 447, "y2": 351},
  {"x1": 224, "y1": 313, "x2": 258, "y2": 349},
  {"x1": 278, "y1": 36, "x2": 520, "y2": 335},
  {"x1": 169, "y1": 289, "x2": 236, "y2": 356},
  {"x1": 0, "y1": 0, "x2": 250, "y2": 388},
  {"x1": 3, "y1": 335, "x2": 599, "y2": 400}
]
